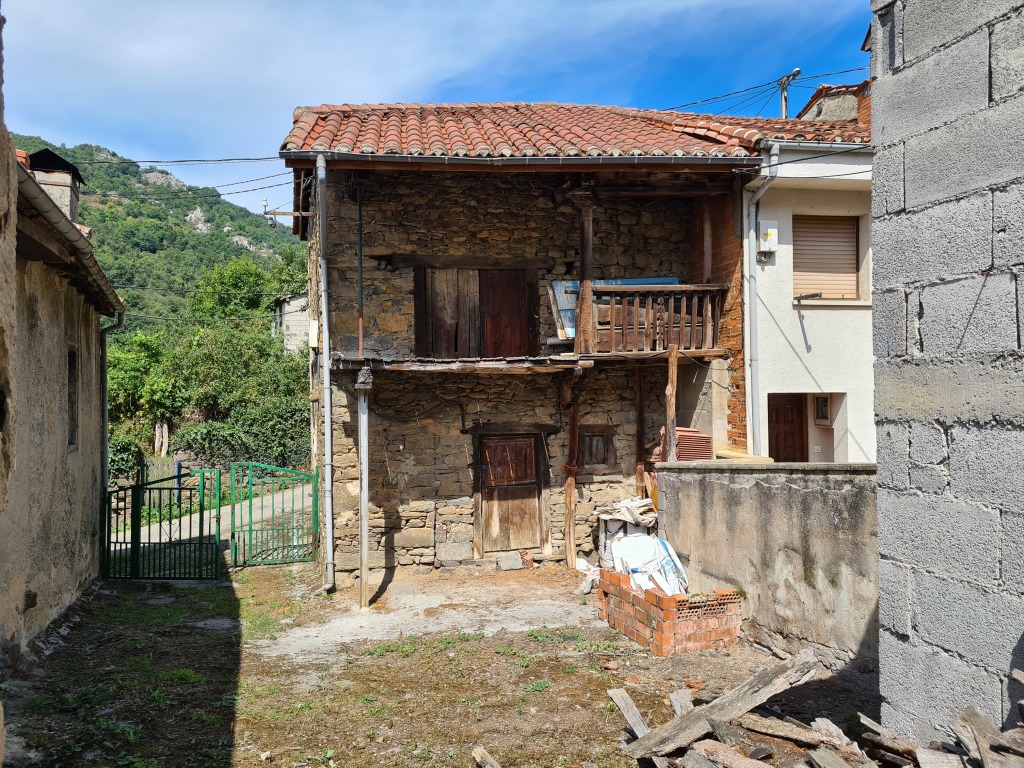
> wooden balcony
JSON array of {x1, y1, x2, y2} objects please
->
[{"x1": 584, "y1": 283, "x2": 726, "y2": 355}]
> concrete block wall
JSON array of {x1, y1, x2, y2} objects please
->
[{"x1": 871, "y1": 0, "x2": 1024, "y2": 741}]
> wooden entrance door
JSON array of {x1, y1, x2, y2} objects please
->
[
  {"x1": 479, "y1": 435, "x2": 543, "y2": 552},
  {"x1": 767, "y1": 394, "x2": 808, "y2": 462}
]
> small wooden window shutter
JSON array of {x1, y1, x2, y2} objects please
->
[{"x1": 793, "y1": 216, "x2": 859, "y2": 299}]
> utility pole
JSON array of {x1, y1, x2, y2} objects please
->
[{"x1": 778, "y1": 68, "x2": 801, "y2": 118}]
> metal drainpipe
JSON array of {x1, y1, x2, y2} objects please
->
[
  {"x1": 317, "y1": 155, "x2": 336, "y2": 593},
  {"x1": 745, "y1": 141, "x2": 779, "y2": 457}
]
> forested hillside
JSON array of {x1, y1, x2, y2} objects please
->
[{"x1": 12, "y1": 135, "x2": 311, "y2": 472}]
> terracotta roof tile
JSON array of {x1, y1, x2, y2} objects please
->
[{"x1": 281, "y1": 102, "x2": 869, "y2": 160}]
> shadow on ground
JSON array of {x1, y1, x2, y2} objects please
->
[{"x1": 2, "y1": 573, "x2": 240, "y2": 768}]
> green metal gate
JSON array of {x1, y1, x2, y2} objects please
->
[
  {"x1": 103, "y1": 469, "x2": 222, "y2": 580},
  {"x1": 229, "y1": 463, "x2": 319, "y2": 566}
]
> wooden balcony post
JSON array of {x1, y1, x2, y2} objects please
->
[
  {"x1": 635, "y1": 364, "x2": 645, "y2": 496},
  {"x1": 665, "y1": 344, "x2": 678, "y2": 462},
  {"x1": 574, "y1": 198, "x2": 595, "y2": 355}
]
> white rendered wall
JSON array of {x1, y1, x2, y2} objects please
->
[{"x1": 750, "y1": 186, "x2": 875, "y2": 462}]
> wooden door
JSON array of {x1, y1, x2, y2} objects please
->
[
  {"x1": 479, "y1": 269, "x2": 537, "y2": 357},
  {"x1": 767, "y1": 394, "x2": 808, "y2": 462},
  {"x1": 479, "y1": 435, "x2": 543, "y2": 552}
]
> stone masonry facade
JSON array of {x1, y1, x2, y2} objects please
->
[
  {"x1": 316, "y1": 170, "x2": 746, "y2": 571},
  {"x1": 871, "y1": 0, "x2": 1024, "y2": 740}
]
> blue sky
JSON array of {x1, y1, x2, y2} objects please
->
[{"x1": 2, "y1": 0, "x2": 870, "y2": 214}]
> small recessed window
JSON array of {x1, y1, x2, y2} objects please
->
[
  {"x1": 579, "y1": 425, "x2": 615, "y2": 471},
  {"x1": 67, "y1": 347, "x2": 78, "y2": 450}
]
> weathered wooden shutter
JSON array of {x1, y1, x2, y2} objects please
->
[
  {"x1": 417, "y1": 267, "x2": 480, "y2": 358},
  {"x1": 793, "y1": 216, "x2": 859, "y2": 299},
  {"x1": 479, "y1": 269, "x2": 537, "y2": 358}
]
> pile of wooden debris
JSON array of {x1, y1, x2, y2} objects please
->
[{"x1": 472, "y1": 650, "x2": 1024, "y2": 768}]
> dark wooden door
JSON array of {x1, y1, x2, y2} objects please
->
[
  {"x1": 767, "y1": 394, "x2": 808, "y2": 462},
  {"x1": 479, "y1": 435, "x2": 543, "y2": 551},
  {"x1": 479, "y1": 269, "x2": 537, "y2": 357}
]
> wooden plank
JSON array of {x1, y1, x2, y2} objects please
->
[
  {"x1": 688, "y1": 292, "x2": 698, "y2": 350},
  {"x1": 857, "y1": 714, "x2": 917, "y2": 760},
  {"x1": 671, "y1": 687, "x2": 694, "y2": 716},
  {"x1": 622, "y1": 649, "x2": 821, "y2": 758},
  {"x1": 713, "y1": 292, "x2": 723, "y2": 349},
  {"x1": 734, "y1": 713, "x2": 830, "y2": 747},
  {"x1": 635, "y1": 366, "x2": 645, "y2": 497},
  {"x1": 645, "y1": 293, "x2": 654, "y2": 351},
  {"x1": 666, "y1": 344, "x2": 678, "y2": 462},
  {"x1": 703, "y1": 292, "x2": 712, "y2": 350},
  {"x1": 692, "y1": 740, "x2": 771, "y2": 768},
  {"x1": 682, "y1": 751, "x2": 721, "y2": 768},
  {"x1": 808, "y1": 749, "x2": 856, "y2": 768},
  {"x1": 993, "y1": 730, "x2": 1024, "y2": 758},
  {"x1": 915, "y1": 749, "x2": 967, "y2": 768},
  {"x1": 472, "y1": 746, "x2": 503, "y2": 768},
  {"x1": 607, "y1": 689, "x2": 671, "y2": 768},
  {"x1": 413, "y1": 266, "x2": 428, "y2": 356},
  {"x1": 633, "y1": 292, "x2": 641, "y2": 352}
]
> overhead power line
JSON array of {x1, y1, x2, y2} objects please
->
[
  {"x1": 77, "y1": 156, "x2": 280, "y2": 166},
  {"x1": 114, "y1": 284, "x2": 293, "y2": 297},
  {"x1": 662, "y1": 65, "x2": 869, "y2": 113},
  {"x1": 121, "y1": 307, "x2": 306, "y2": 323}
]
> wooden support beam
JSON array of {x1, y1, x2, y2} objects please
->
[
  {"x1": 607, "y1": 689, "x2": 671, "y2": 768},
  {"x1": 574, "y1": 199, "x2": 595, "y2": 355},
  {"x1": 702, "y1": 199, "x2": 714, "y2": 283},
  {"x1": 565, "y1": 395, "x2": 580, "y2": 569},
  {"x1": 665, "y1": 344, "x2": 678, "y2": 462},
  {"x1": 635, "y1": 365, "x2": 645, "y2": 496}
]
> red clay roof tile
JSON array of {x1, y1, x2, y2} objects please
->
[{"x1": 281, "y1": 102, "x2": 869, "y2": 160}]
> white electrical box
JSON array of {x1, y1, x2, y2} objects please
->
[
  {"x1": 309, "y1": 318, "x2": 319, "y2": 349},
  {"x1": 758, "y1": 220, "x2": 778, "y2": 252}
]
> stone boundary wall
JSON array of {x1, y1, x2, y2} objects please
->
[
  {"x1": 870, "y1": 0, "x2": 1024, "y2": 741},
  {"x1": 656, "y1": 462, "x2": 877, "y2": 669},
  {"x1": 597, "y1": 570, "x2": 741, "y2": 655}
]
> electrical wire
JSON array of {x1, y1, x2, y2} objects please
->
[
  {"x1": 113, "y1": 285, "x2": 293, "y2": 296},
  {"x1": 88, "y1": 180, "x2": 293, "y2": 203},
  {"x1": 77, "y1": 156, "x2": 279, "y2": 166},
  {"x1": 120, "y1": 307, "x2": 306, "y2": 322},
  {"x1": 662, "y1": 65, "x2": 869, "y2": 112}
]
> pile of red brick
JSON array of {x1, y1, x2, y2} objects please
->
[{"x1": 597, "y1": 569, "x2": 742, "y2": 656}]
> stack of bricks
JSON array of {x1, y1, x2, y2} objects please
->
[{"x1": 597, "y1": 570, "x2": 742, "y2": 656}]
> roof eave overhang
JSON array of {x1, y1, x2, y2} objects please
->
[
  {"x1": 763, "y1": 139, "x2": 873, "y2": 153},
  {"x1": 279, "y1": 149, "x2": 763, "y2": 170}
]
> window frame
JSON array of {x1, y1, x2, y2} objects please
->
[
  {"x1": 791, "y1": 214, "x2": 862, "y2": 302},
  {"x1": 578, "y1": 425, "x2": 616, "y2": 473}
]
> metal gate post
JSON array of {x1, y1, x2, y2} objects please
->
[
  {"x1": 129, "y1": 483, "x2": 142, "y2": 579},
  {"x1": 198, "y1": 470, "x2": 206, "y2": 578}
]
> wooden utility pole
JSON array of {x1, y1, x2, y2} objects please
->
[{"x1": 665, "y1": 345, "x2": 678, "y2": 462}]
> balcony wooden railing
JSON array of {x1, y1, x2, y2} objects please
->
[{"x1": 586, "y1": 284, "x2": 726, "y2": 354}]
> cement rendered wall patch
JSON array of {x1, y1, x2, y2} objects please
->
[{"x1": 656, "y1": 462, "x2": 878, "y2": 668}]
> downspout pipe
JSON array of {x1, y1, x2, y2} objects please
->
[
  {"x1": 317, "y1": 154, "x2": 336, "y2": 593},
  {"x1": 745, "y1": 141, "x2": 779, "y2": 457}
]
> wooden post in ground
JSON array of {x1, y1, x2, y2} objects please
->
[
  {"x1": 665, "y1": 344, "x2": 678, "y2": 462},
  {"x1": 565, "y1": 397, "x2": 580, "y2": 569},
  {"x1": 635, "y1": 364, "x2": 645, "y2": 496}
]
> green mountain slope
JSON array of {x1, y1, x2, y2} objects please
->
[{"x1": 12, "y1": 134, "x2": 303, "y2": 330}]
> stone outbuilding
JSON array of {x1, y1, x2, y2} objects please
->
[
  {"x1": 0, "y1": 136, "x2": 123, "y2": 661},
  {"x1": 278, "y1": 101, "x2": 869, "y2": 583}
]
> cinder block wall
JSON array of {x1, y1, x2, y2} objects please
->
[{"x1": 871, "y1": 1, "x2": 1024, "y2": 740}]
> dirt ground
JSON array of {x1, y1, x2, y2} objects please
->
[{"x1": 1, "y1": 562, "x2": 880, "y2": 768}]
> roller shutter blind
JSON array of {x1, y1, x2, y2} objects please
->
[{"x1": 793, "y1": 216, "x2": 859, "y2": 299}]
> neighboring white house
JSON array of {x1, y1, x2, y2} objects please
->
[
  {"x1": 742, "y1": 84, "x2": 875, "y2": 462},
  {"x1": 272, "y1": 293, "x2": 310, "y2": 352}
]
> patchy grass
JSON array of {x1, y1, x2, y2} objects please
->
[{"x1": 4, "y1": 563, "x2": 877, "y2": 768}]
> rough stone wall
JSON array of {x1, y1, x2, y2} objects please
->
[
  {"x1": 657, "y1": 462, "x2": 878, "y2": 669},
  {"x1": 0, "y1": 261, "x2": 104, "y2": 647},
  {"x1": 327, "y1": 365, "x2": 681, "y2": 570},
  {"x1": 322, "y1": 171, "x2": 702, "y2": 358},
  {"x1": 871, "y1": 0, "x2": 1024, "y2": 740}
]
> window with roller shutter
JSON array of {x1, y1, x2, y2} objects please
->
[{"x1": 792, "y1": 215, "x2": 859, "y2": 300}]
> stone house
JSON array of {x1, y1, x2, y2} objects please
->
[
  {"x1": 278, "y1": 102, "x2": 868, "y2": 580},
  {"x1": 870, "y1": 1, "x2": 1024, "y2": 741},
  {"x1": 0, "y1": 135, "x2": 123, "y2": 658}
]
